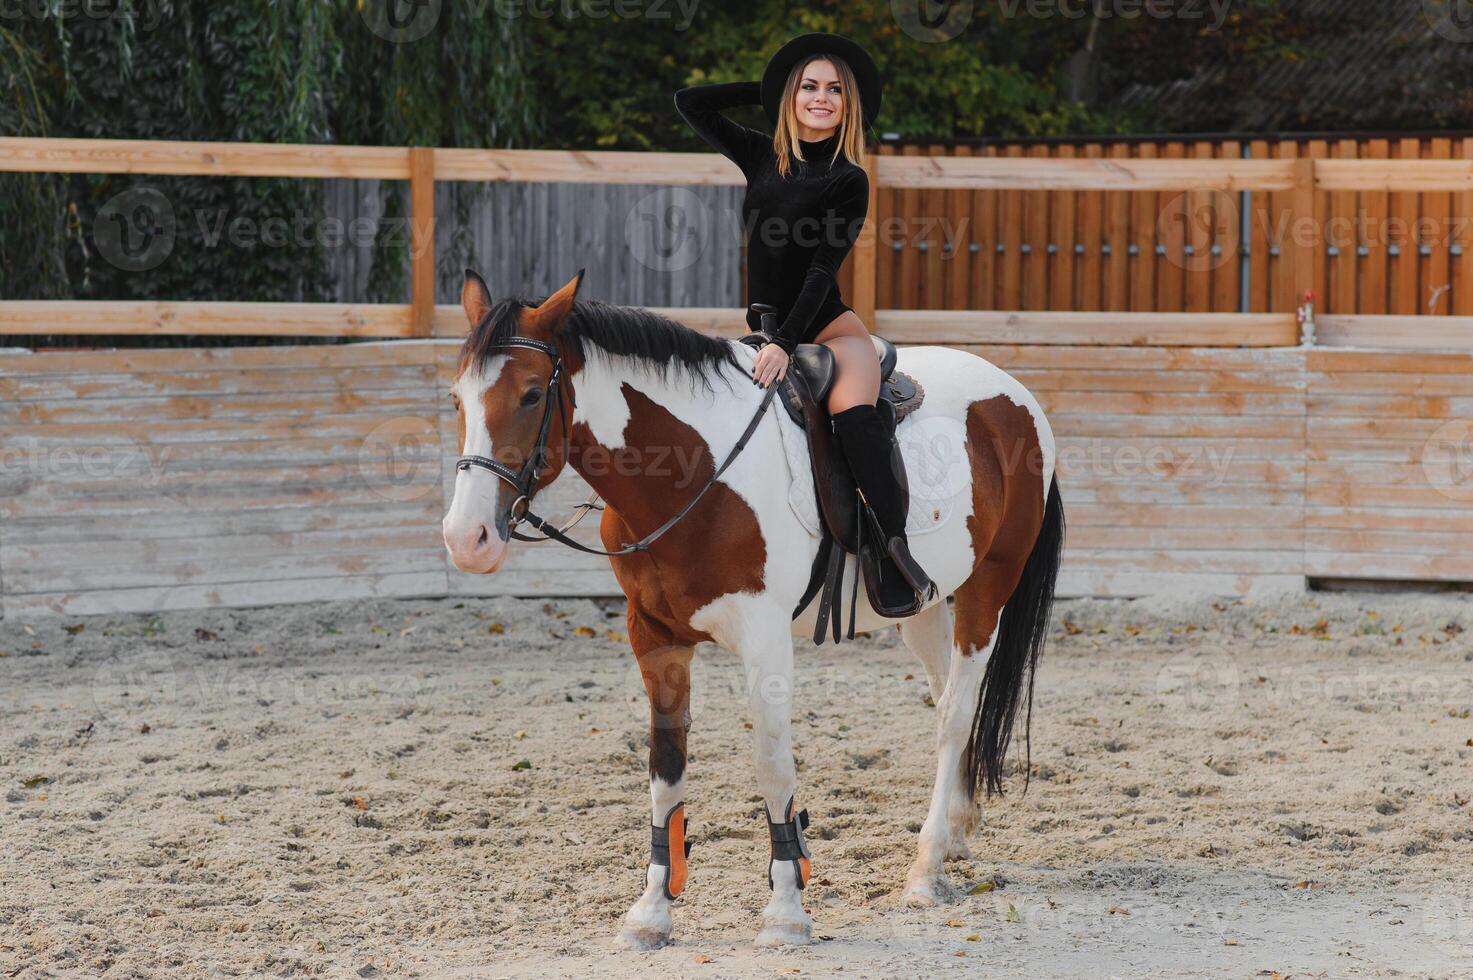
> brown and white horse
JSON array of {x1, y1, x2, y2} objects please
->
[{"x1": 442, "y1": 269, "x2": 1065, "y2": 949}]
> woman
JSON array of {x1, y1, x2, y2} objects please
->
[{"x1": 674, "y1": 32, "x2": 934, "y2": 615}]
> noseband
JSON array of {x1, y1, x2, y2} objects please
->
[{"x1": 454, "y1": 325, "x2": 779, "y2": 558}]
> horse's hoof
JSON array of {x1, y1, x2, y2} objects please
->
[
  {"x1": 617, "y1": 925, "x2": 672, "y2": 951},
  {"x1": 902, "y1": 873, "x2": 959, "y2": 907},
  {"x1": 944, "y1": 838, "x2": 974, "y2": 861},
  {"x1": 756, "y1": 918, "x2": 813, "y2": 947}
]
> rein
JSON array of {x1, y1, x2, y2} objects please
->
[{"x1": 454, "y1": 328, "x2": 779, "y2": 558}]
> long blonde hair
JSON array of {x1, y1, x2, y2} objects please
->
[{"x1": 773, "y1": 54, "x2": 868, "y2": 179}]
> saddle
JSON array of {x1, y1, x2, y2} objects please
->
[{"x1": 739, "y1": 305, "x2": 923, "y2": 644}]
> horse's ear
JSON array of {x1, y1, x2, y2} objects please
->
[
  {"x1": 461, "y1": 269, "x2": 493, "y2": 328},
  {"x1": 533, "y1": 268, "x2": 585, "y2": 334}
]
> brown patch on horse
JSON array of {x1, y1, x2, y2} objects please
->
[
  {"x1": 956, "y1": 395, "x2": 1047, "y2": 655},
  {"x1": 575, "y1": 385, "x2": 766, "y2": 649},
  {"x1": 638, "y1": 641, "x2": 694, "y2": 785}
]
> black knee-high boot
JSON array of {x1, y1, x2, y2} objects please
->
[{"x1": 831, "y1": 404, "x2": 937, "y2": 615}]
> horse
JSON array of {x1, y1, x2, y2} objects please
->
[{"x1": 441, "y1": 268, "x2": 1065, "y2": 949}]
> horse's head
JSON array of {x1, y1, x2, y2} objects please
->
[{"x1": 442, "y1": 268, "x2": 584, "y2": 573}]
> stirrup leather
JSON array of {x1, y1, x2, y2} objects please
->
[
  {"x1": 765, "y1": 796, "x2": 813, "y2": 891},
  {"x1": 651, "y1": 802, "x2": 691, "y2": 900}
]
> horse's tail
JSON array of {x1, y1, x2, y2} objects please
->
[{"x1": 964, "y1": 475, "x2": 1065, "y2": 800}]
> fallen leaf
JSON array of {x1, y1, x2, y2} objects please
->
[
  {"x1": 1006, "y1": 904, "x2": 1020, "y2": 923},
  {"x1": 514, "y1": 730, "x2": 527, "y2": 740},
  {"x1": 487, "y1": 623, "x2": 505, "y2": 635},
  {"x1": 967, "y1": 881, "x2": 996, "y2": 894},
  {"x1": 945, "y1": 918, "x2": 965, "y2": 927},
  {"x1": 1223, "y1": 939, "x2": 1238, "y2": 946},
  {"x1": 1063, "y1": 619, "x2": 1082, "y2": 635},
  {"x1": 965, "y1": 934, "x2": 980, "y2": 941},
  {"x1": 21, "y1": 776, "x2": 50, "y2": 789},
  {"x1": 573, "y1": 626, "x2": 596, "y2": 638},
  {"x1": 511, "y1": 759, "x2": 532, "y2": 771},
  {"x1": 352, "y1": 797, "x2": 368, "y2": 811},
  {"x1": 64, "y1": 624, "x2": 85, "y2": 636},
  {"x1": 1106, "y1": 906, "x2": 1130, "y2": 916},
  {"x1": 370, "y1": 626, "x2": 388, "y2": 635},
  {"x1": 904, "y1": 674, "x2": 914, "y2": 681},
  {"x1": 606, "y1": 631, "x2": 627, "y2": 643},
  {"x1": 693, "y1": 954, "x2": 712, "y2": 964}
]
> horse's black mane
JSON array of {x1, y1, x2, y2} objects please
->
[{"x1": 460, "y1": 296, "x2": 743, "y2": 393}]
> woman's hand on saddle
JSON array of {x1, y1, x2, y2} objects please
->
[{"x1": 753, "y1": 343, "x2": 790, "y2": 388}]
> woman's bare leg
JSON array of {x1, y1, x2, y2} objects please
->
[{"x1": 812, "y1": 311, "x2": 880, "y2": 413}]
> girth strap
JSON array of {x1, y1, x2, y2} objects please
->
[
  {"x1": 766, "y1": 797, "x2": 812, "y2": 891},
  {"x1": 650, "y1": 802, "x2": 691, "y2": 900}
]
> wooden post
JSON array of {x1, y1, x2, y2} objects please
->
[
  {"x1": 409, "y1": 147, "x2": 436, "y2": 337},
  {"x1": 1289, "y1": 156, "x2": 1316, "y2": 313},
  {"x1": 850, "y1": 153, "x2": 879, "y2": 329}
]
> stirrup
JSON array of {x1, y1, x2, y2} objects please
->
[
  {"x1": 651, "y1": 802, "x2": 691, "y2": 900},
  {"x1": 765, "y1": 796, "x2": 812, "y2": 891},
  {"x1": 886, "y1": 535, "x2": 937, "y2": 599}
]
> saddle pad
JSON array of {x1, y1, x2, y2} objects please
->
[{"x1": 774, "y1": 382, "x2": 958, "y2": 540}]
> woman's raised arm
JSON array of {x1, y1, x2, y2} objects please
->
[{"x1": 673, "y1": 81, "x2": 767, "y2": 176}]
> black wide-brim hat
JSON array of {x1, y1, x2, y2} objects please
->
[{"x1": 761, "y1": 32, "x2": 882, "y2": 131}]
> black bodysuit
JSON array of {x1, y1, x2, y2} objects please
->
[{"x1": 674, "y1": 81, "x2": 869, "y2": 354}]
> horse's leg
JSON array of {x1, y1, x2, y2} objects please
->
[
  {"x1": 903, "y1": 567, "x2": 1008, "y2": 906},
  {"x1": 617, "y1": 629, "x2": 695, "y2": 950},
  {"x1": 897, "y1": 599, "x2": 977, "y2": 860},
  {"x1": 898, "y1": 598, "x2": 952, "y2": 704},
  {"x1": 726, "y1": 601, "x2": 813, "y2": 947}
]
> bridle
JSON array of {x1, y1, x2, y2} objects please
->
[{"x1": 454, "y1": 324, "x2": 779, "y2": 558}]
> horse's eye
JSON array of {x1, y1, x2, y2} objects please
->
[{"x1": 520, "y1": 388, "x2": 543, "y2": 408}]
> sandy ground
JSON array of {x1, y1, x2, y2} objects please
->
[{"x1": 2, "y1": 589, "x2": 1471, "y2": 979}]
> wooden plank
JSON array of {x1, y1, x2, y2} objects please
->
[
  {"x1": 1361, "y1": 138, "x2": 1390, "y2": 315},
  {"x1": 1425, "y1": 138, "x2": 1453, "y2": 315},
  {"x1": 1391, "y1": 138, "x2": 1422, "y2": 315},
  {"x1": 898, "y1": 145, "x2": 922, "y2": 311},
  {"x1": 1130, "y1": 143, "x2": 1158, "y2": 311},
  {"x1": 1076, "y1": 144, "x2": 1103, "y2": 311},
  {"x1": 972, "y1": 147, "x2": 997, "y2": 310},
  {"x1": 875, "y1": 153, "x2": 1297, "y2": 191},
  {"x1": 945, "y1": 146, "x2": 972, "y2": 313},
  {"x1": 1329, "y1": 139, "x2": 1358, "y2": 315},
  {"x1": 999, "y1": 146, "x2": 1025, "y2": 310},
  {"x1": 1050, "y1": 144, "x2": 1077, "y2": 310},
  {"x1": 1316, "y1": 157, "x2": 1473, "y2": 191},
  {"x1": 1316, "y1": 314, "x2": 1473, "y2": 350},
  {"x1": 1156, "y1": 142, "x2": 1186, "y2": 313},
  {"x1": 0, "y1": 301, "x2": 415, "y2": 337},
  {"x1": 1211, "y1": 141, "x2": 1241, "y2": 314},
  {"x1": 1247, "y1": 141, "x2": 1270, "y2": 313},
  {"x1": 434, "y1": 147, "x2": 741, "y2": 185},
  {"x1": 922, "y1": 144, "x2": 948, "y2": 309},
  {"x1": 1024, "y1": 145, "x2": 1050, "y2": 310},
  {"x1": 0, "y1": 136, "x2": 411, "y2": 179},
  {"x1": 0, "y1": 340, "x2": 437, "y2": 376},
  {"x1": 1457, "y1": 137, "x2": 1473, "y2": 316},
  {"x1": 409, "y1": 148, "x2": 436, "y2": 336},
  {"x1": 1103, "y1": 143, "x2": 1130, "y2": 311},
  {"x1": 876, "y1": 144, "x2": 897, "y2": 313},
  {"x1": 875, "y1": 310, "x2": 1297, "y2": 346}
]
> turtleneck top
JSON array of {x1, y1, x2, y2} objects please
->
[{"x1": 674, "y1": 81, "x2": 869, "y2": 354}]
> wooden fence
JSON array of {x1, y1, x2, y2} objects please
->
[
  {"x1": 869, "y1": 136, "x2": 1473, "y2": 319},
  {"x1": 2, "y1": 136, "x2": 1472, "y2": 615}
]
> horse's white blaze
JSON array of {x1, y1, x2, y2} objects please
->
[{"x1": 443, "y1": 358, "x2": 508, "y2": 568}]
